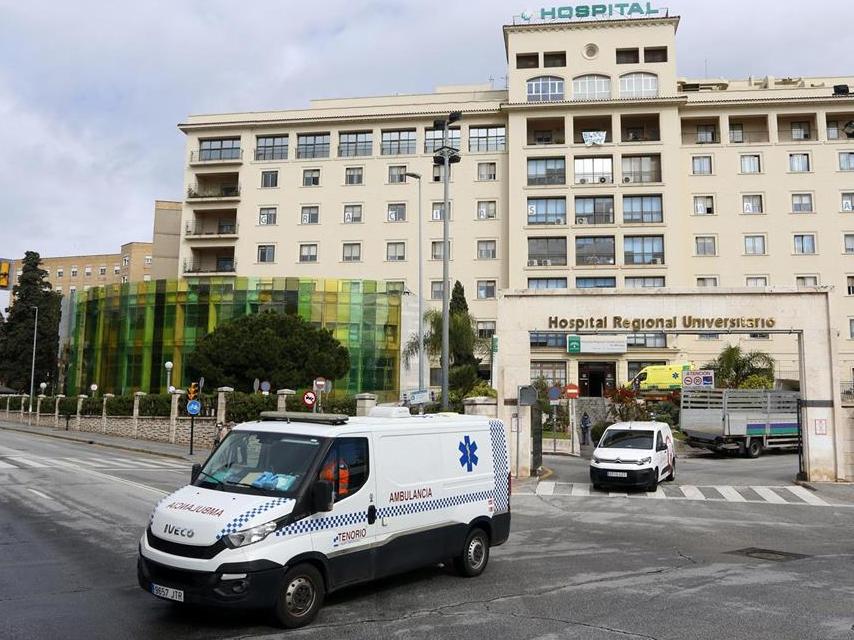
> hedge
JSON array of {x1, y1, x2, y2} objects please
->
[
  {"x1": 225, "y1": 392, "x2": 278, "y2": 423},
  {"x1": 105, "y1": 395, "x2": 135, "y2": 416},
  {"x1": 139, "y1": 394, "x2": 172, "y2": 417},
  {"x1": 58, "y1": 397, "x2": 78, "y2": 416}
]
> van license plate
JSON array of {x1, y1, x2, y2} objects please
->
[
  {"x1": 151, "y1": 583, "x2": 184, "y2": 602},
  {"x1": 607, "y1": 471, "x2": 628, "y2": 478}
]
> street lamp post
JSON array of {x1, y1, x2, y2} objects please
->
[
  {"x1": 404, "y1": 171, "x2": 424, "y2": 392},
  {"x1": 164, "y1": 361, "x2": 173, "y2": 393},
  {"x1": 29, "y1": 305, "x2": 38, "y2": 413}
]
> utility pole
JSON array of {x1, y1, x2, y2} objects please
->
[
  {"x1": 404, "y1": 172, "x2": 424, "y2": 392},
  {"x1": 29, "y1": 305, "x2": 38, "y2": 413}
]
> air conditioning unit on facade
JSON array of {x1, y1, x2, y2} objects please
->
[
  {"x1": 527, "y1": 259, "x2": 538, "y2": 267},
  {"x1": 579, "y1": 178, "x2": 588, "y2": 184},
  {"x1": 599, "y1": 176, "x2": 608, "y2": 183},
  {"x1": 576, "y1": 217, "x2": 587, "y2": 224},
  {"x1": 651, "y1": 257, "x2": 662, "y2": 264},
  {"x1": 542, "y1": 259, "x2": 553, "y2": 266},
  {"x1": 555, "y1": 217, "x2": 566, "y2": 225},
  {"x1": 624, "y1": 176, "x2": 633, "y2": 183}
]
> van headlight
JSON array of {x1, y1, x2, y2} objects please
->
[
  {"x1": 639, "y1": 456, "x2": 652, "y2": 465},
  {"x1": 224, "y1": 520, "x2": 279, "y2": 549},
  {"x1": 592, "y1": 454, "x2": 601, "y2": 463}
]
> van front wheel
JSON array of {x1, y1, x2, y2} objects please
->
[
  {"x1": 274, "y1": 563, "x2": 325, "y2": 628},
  {"x1": 454, "y1": 527, "x2": 490, "y2": 577}
]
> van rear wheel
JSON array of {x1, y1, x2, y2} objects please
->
[
  {"x1": 454, "y1": 527, "x2": 490, "y2": 577},
  {"x1": 273, "y1": 563, "x2": 325, "y2": 628}
]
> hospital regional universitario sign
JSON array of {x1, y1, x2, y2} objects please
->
[
  {"x1": 521, "y1": 2, "x2": 663, "y2": 21},
  {"x1": 547, "y1": 315, "x2": 777, "y2": 331}
]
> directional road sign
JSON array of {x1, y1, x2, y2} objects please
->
[{"x1": 186, "y1": 399, "x2": 201, "y2": 416}]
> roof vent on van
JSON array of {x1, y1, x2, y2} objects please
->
[
  {"x1": 259, "y1": 411, "x2": 349, "y2": 425},
  {"x1": 368, "y1": 406, "x2": 412, "y2": 419}
]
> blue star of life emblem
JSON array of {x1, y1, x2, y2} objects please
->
[{"x1": 458, "y1": 435, "x2": 479, "y2": 472}]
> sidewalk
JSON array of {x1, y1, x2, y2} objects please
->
[{"x1": 0, "y1": 420, "x2": 211, "y2": 463}]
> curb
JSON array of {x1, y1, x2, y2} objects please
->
[{"x1": 0, "y1": 424, "x2": 199, "y2": 462}]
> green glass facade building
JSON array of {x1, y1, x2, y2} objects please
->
[{"x1": 64, "y1": 277, "x2": 402, "y2": 399}]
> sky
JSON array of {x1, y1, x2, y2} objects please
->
[{"x1": 0, "y1": 0, "x2": 851, "y2": 309}]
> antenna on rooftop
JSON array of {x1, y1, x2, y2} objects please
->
[
  {"x1": 489, "y1": 75, "x2": 495, "y2": 89},
  {"x1": 704, "y1": 58, "x2": 709, "y2": 77}
]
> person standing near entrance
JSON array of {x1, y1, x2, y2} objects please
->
[{"x1": 580, "y1": 412, "x2": 592, "y2": 445}]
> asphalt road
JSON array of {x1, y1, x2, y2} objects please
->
[{"x1": 2, "y1": 427, "x2": 854, "y2": 640}]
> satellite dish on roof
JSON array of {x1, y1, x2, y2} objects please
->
[{"x1": 843, "y1": 121, "x2": 854, "y2": 138}]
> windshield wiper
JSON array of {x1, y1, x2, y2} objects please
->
[
  {"x1": 197, "y1": 469, "x2": 225, "y2": 488},
  {"x1": 224, "y1": 479, "x2": 261, "y2": 489}
]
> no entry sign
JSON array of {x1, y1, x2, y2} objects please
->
[{"x1": 303, "y1": 391, "x2": 317, "y2": 407}]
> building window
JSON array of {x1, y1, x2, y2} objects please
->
[
  {"x1": 695, "y1": 124, "x2": 717, "y2": 143},
  {"x1": 744, "y1": 235, "x2": 767, "y2": 255},
  {"x1": 741, "y1": 154, "x2": 762, "y2": 173},
  {"x1": 845, "y1": 234, "x2": 854, "y2": 254},
  {"x1": 477, "y1": 162, "x2": 497, "y2": 181},
  {"x1": 122, "y1": 256, "x2": 130, "y2": 266},
  {"x1": 296, "y1": 133, "x2": 330, "y2": 159},
  {"x1": 298, "y1": 244, "x2": 317, "y2": 263},
  {"x1": 528, "y1": 277, "x2": 567, "y2": 289},
  {"x1": 338, "y1": 131, "x2": 372, "y2": 157},
  {"x1": 575, "y1": 196, "x2": 614, "y2": 224},
  {"x1": 388, "y1": 165, "x2": 407, "y2": 184},
  {"x1": 692, "y1": 155, "x2": 712, "y2": 175},
  {"x1": 477, "y1": 240, "x2": 497, "y2": 259},
  {"x1": 380, "y1": 129, "x2": 416, "y2": 155},
  {"x1": 622, "y1": 155, "x2": 661, "y2": 183},
  {"x1": 627, "y1": 333, "x2": 666, "y2": 348},
  {"x1": 430, "y1": 281, "x2": 444, "y2": 300},
  {"x1": 576, "y1": 277, "x2": 617, "y2": 288},
  {"x1": 469, "y1": 126, "x2": 506, "y2": 152},
  {"x1": 255, "y1": 135, "x2": 288, "y2": 160},
  {"x1": 477, "y1": 200, "x2": 497, "y2": 220},
  {"x1": 71, "y1": 267, "x2": 78, "y2": 277},
  {"x1": 527, "y1": 76, "x2": 565, "y2": 102},
  {"x1": 198, "y1": 137, "x2": 240, "y2": 161},
  {"x1": 790, "y1": 121, "x2": 811, "y2": 140},
  {"x1": 432, "y1": 164, "x2": 447, "y2": 182},
  {"x1": 84, "y1": 266, "x2": 92, "y2": 277},
  {"x1": 386, "y1": 281, "x2": 405, "y2": 294},
  {"x1": 431, "y1": 240, "x2": 447, "y2": 260},
  {"x1": 528, "y1": 157, "x2": 566, "y2": 185},
  {"x1": 302, "y1": 169, "x2": 320, "y2": 186},
  {"x1": 696, "y1": 276, "x2": 718, "y2": 287},
  {"x1": 742, "y1": 194, "x2": 763, "y2": 213},
  {"x1": 746, "y1": 276, "x2": 768, "y2": 287},
  {"x1": 794, "y1": 234, "x2": 816, "y2": 254},
  {"x1": 695, "y1": 236, "x2": 717, "y2": 256},
  {"x1": 530, "y1": 361, "x2": 567, "y2": 386},
  {"x1": 342, "y1": 243, "x2": 361, "y2": 262},
  {"x1": 387, "y1": 203, "x2": 406, "y2": 222},
  {"x1": 792, "y1": 193, "x2": 814, "y2": 213},
  {"x1": 516, "y1": 52, "x2": 538, "y2": 68},
  {"x1": 544, "y1": 51, "x2": 566, "y2": 67},
  {"x1": 693, "y1": 195, "x2": 714, "y2": 215},
  {"x1": 56, "y1": 268, "x2": 63, "y2": 278},
  {"x1": 729, "y1": 123, "x2": 744, "y2": 143},
  {"x1": 850, "y1": 319, "x2": 854, "y2": 339},
  {"x1": 259, "y1": 207, "x2": 277, "y2": 225},
  {"x1": 840, "y1": 152, "x2": 854, "y2": 171},
  {"x1": 527, "y1": 197, "x2": 566, "y2": 225},
  {"x1": 113, "y1": 265, "x2": 120, "y2": 275},
  {"x1": 143, "y1": 275, "x2": 150, "y2": 282},
  {"x1": 300, "y1": 206, "x2": 319, "y2": 224},
  {"x1": 529, "y1": 237, "x2": 568, "y2": 266},
  {"x1": 625, "y1": 276, "x2": 665, "y2": 288},
  {"x1": 616, "y1": 48, "x2": 639, "y2": 64},
  {"x1": 431, "y1": 202, "x2": 450, "y2": 221},
  {"x1": 796, "y1": 275, "x2": 818, "y2": 287},
  {"x1": 261, "y1": 170, "x2": 278, "y2": 188},
  {"x1": 572, "y1": 74, "x2": 611, "y2": 100},
  {"x1": 644, "y1": 46, "x2": 668, "y2": 62},
  {"x1": 828, "y1": 121, "x2": 840, "y2": 140},
  {"x1": 257, "y1": 244, "x2": 276, "y2": 263},
  {"x1": 619, "y1": 72, "x2": 658, "y2": 98},
  {"x1": 424, "y1": 127, "x2": 460, "y2": 153},
  {"x1": 144, "y1": 255, "x2": 152, "y2": 266},
  {"x1": 628, "y1": 360, "x2": 667, "y2": 380},
  {"x1": 477, "y1": 280, "x2": 496, "y2": 299},
  {"x1": 386, "y1": 242, "x2": 406, "y2": 262},
  {"x1": 625, "y1": 236, "x2": 664, "y2": 264},
  {"x1": 789, "y1": 153, "x2": 810, "y2": 172},
  {"x1": 343, "y1": 204, "x2": 362, "y2": 223},
  {"x1": 574, "y1": 156, "x2": 612, "y2": 183},
  {"x1": 842, "y1": 193, "x2": 854, "y2": 212},
  {"x1": 848, "y1": 276, "x2": 854, "y2": 295},
  {"x1": 477, "y1": 321, "x2": 496, "y2": 339},
  {"x1": 623, "y1": 195, "x2": 663, "y2": 223},
  {"x1": 344, "y1": 167, "x2": 363, "y2": 185},
  {"x1": 575, "y1": 236, "x2": 615, "y2": 266},
  {"x1": 530, "y1": 332, "x2": 566, "y2": 348},
  {"x1": 69, "y1": 286, "x2": 77, "y2": 293}
]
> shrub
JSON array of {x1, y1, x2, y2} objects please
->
[
  {"x1": 40, "y1": 396, "x2": 57, "y2": 413},
  {"x1": 106, "y1": 395, "x2": 135, "y2": 416},
  {"x1": 225, "y1": 392, "x2": 278, "y2": 423},
  {"x1": 467, "y1": 381, "x2": 497, "y2": 398},
  {"x1": 647, "y1": 400, "x2": 680, "y2": 427},
  {"x1": 80, "y1": 396, "x2": 101, "y2": 416},
  {"x1": 139, "y1": 394, "x2": 172, "y2": 417},
  {"x1": 8, "y1": 396, "x2": 23, "y2": 411},
  {"x1": 58, "y1": 396, "x2": 78, "y2": 416},
  {"x1": 591, "y1": 420, "x2": 611, "y2": 443}
]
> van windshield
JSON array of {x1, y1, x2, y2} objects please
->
[
  {"x1": 598, "y1": 429, "x2": 654, "y2": 450},
  {"x1": 196, "y1": 431, "x2": 324, "y2": 496}
]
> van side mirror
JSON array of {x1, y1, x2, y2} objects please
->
[
  {"x1": 657, "y1": 443, "x2": 667, "y2": 452},
  {"x1": 312, "y1": 481, "x2": 334, "y2": 513},
  {"x1": 191, "y1": 463, "x2": 201, "y2": 483}
]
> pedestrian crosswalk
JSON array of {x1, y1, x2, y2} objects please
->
[
  {"x1": 0, "y1": 453, "x2": 189, "y2": 472},
  {"x1": 520, "y1": 481, "x2": 842, "y2": 507}
]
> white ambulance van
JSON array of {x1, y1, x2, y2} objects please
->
[
  {"x1": 589, "y1": 421, "x2": 676, "y2": 491},
  {"x1": 138, "y1": 408, "x2": 511, "y2": 628}
]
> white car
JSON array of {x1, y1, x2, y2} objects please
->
[
  {"x1": 589, "y1": 421, "x2": 676, "y2": 491},
  {"x1": 138, "y1": 408, "x2": 510, "y2": 628}
]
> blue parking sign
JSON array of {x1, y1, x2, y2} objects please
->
[{"x1": 186, "y1": 399, "x2": 201, "y2": 416}]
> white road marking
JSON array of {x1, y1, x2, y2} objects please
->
[
  {"x1": 10, "y1": 456, "x2": 50, "y2": 468},
  {"x1": 784, "y1": 485, "x2": 830, "y2": 506},
  {"x1": 27, "y1": 488, "x2": 53, "y2": 500},
  {"x1": 50, "y1": 458, "x2": 168, "y2": 495},
  {"x1": 716, "y1": 486, "x2": 748, "y2": 503},
  {"x1": 61, "y1": 457, "x2": 111, "y2": 468},
  {"x1": 607, "y1": 491, "x2": 628, "y2": 497},
  {"x1": 536, "y1": 481, "x2": 555, "y2": 495},
  {"x1": 680, "y1": 485, "x2": 705, "y2": 500},
  {"x1": 571, "y1": 483, "x2": 590, "y2": 497},
  {"x1": 646, "y1": 487, "x2": 666, "y2": 499},
  {"x1": 750, "y1": 486, "x2": 788, "y2": 504},
  {"x1": 0, "y1": 460, "x2": 16, "y2": 469}
]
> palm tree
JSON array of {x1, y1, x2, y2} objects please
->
[
  {"x1": 703, "y1": 345, "x2": 775, "y2": 388},
  {"x1": 402, "y1": 308, "x2": 490, "y2": 370}
]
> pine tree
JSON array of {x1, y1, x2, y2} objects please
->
[
  {"x1": 0, "y1": 252, "x2": 62, "y2": 392},
  {"x1": 449, "y1": 280, "x2": 469, "y2": 315}
]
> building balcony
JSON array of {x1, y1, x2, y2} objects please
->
[
  {"x1": 338, "y1": 143, "x2": 373, "y2": 157},
  {"x1": 575, "y1": 172, "x2": 613, "y2": 185},
  {"x1": 624, "y1": 252, "x2": 665, "y2": 265},
  {"x1": 184, "y1": 221, "x2": 239, "y2": 240},
  {"x1": 621, "y1": 171, "x2": 661, "y2": 184},
  {"x1": 183, "y1": 258, "x2": 236, "y2": 274},
  {"x1": 574, "y1": 212, "x2": 614, "y2": 225},
  {"x1": 186, "y1": 184, "x2": 240, "y2": 202},
  {"x1": 189, "y1": 149, "x2": 243, "y2": 165},
  {"x1": 526, "y1": 117, "x2": 566, "y2": 146},
  {"x1": 576, "y1": 254, "x2": 616, "y2": 266}
]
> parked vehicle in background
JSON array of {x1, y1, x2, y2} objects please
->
[
  {"x1": 590, "y1": 421, "x2": 676, "y2": 491},
  {"x1": 624, "y1": 363, "x2": 692, "y2": 392},
  {"x1": 680, "y1": 389, "x2": 800, "y2": 458}
]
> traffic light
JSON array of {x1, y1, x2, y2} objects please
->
[
  {"x1": 0, "y1": 260, "x2": 11, "y2": 290},
  {"x1": 187, "y1": 382, "x2": 199, "y2": 400}
]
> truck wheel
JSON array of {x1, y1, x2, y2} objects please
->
[
  {"x1": 454, "y1": 527, "x2": 490, "y2": 577},
  {"x1": 274, "y1": 563, "x2": 325, "y2": 628},
  {"x1": 746, "y1": 439, "x2": 763, "y2": 459}
]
